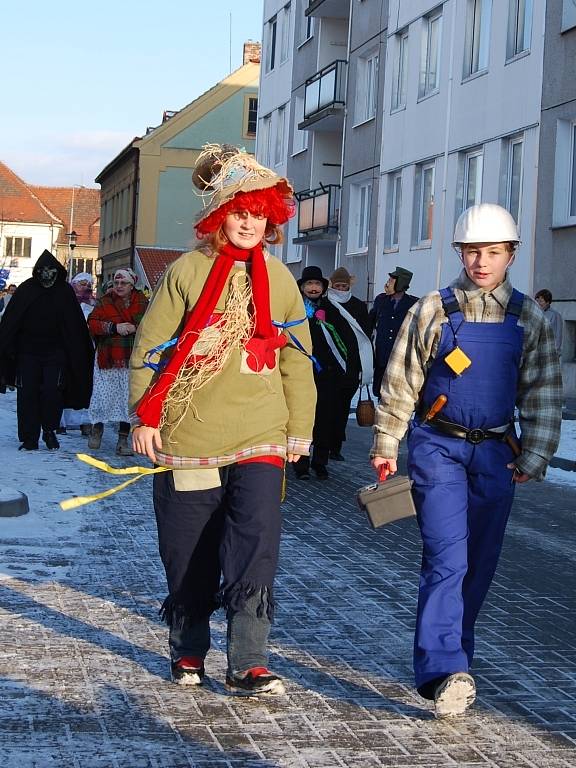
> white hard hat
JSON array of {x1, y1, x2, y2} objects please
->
[{"x1": 452, "y1": 204, "x2": 520, "y2": 246}]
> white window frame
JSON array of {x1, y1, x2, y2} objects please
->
[
  {"x1": 463, "y1": 149, "x2": 484, "y2": 210},
  {"x1": 419, "y1": 10, "x2": 442, "y2": 99},
  {"x1": 507, "y1": 0, "x2": 533, "y2": 60},
  {"x1": 259, "y1": 114, "x2": 272, "y2": 167},
  {"x1": 385, "y1": 172, "x2": 403, "y2": 249},
  {"x1": 463, "y1": 0, "x2": 492, "y2": 78},
  {"x1": 562, "y1": 0, "x2": 576, "y2": 32},
  {"x1": 413, "y1": 162, "x2": 435, "y2": 245},
  {"x1": 553, "y1": 119, "x2": 576, "y2": 227},
  {"x1": 286, "y1": 216, "x2": 303, "y2": 263},
  {"x1": 274, "y1": 105, "x2": 287, "y2": 167},
  {"x1": 392, "y1": 29, "x2": 409, "y2": 111},
  {"x1": 505, "y1": 136, "x2": 524, "y2": 223},
  {"x1": 4, "y1": 236, "x2": 32, "y2": 260},
  {"x1": 356, "y1": 50, "x2": 379, "y2": 124},
  {"x1": 348, "y1": 182, "x2": 372, "y2": 254},
  {"x1": 296, "y1": 0, "x2": 314, "y2": 46},
  {"x1": 266, "y1": 16, "x2": 277, "y2": 72},
  {"x1": 280, "y1": 2, "x2": 291, "y2": 63},
  {"x1": 292, "y1": 95, "x2": 308, "y2": 155}
]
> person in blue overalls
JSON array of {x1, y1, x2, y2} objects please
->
[{"x1": 371, "y1": 204, "x2": 562, "y2": 718}]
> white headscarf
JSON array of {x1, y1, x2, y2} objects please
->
[
  {"x1": 71, "y1": 272, "x2": 93, "y2": 285},
  {"x1": 114, "y1": 268, "x2": 137, "y2": 286}
]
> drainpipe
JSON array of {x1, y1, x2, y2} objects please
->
[
  {"x1": 130, "y1": 149, "x2": 140, "y2": 272},
  {"x1": 435, "y1": 0, "x2": 457, "y2": 289},
  {"x1": 335, "y1": 0, "x2": 353, "y2": 273}
]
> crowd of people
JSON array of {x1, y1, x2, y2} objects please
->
[
  {"x1": 0, "y1": 143, "x2": 566, "y2": 719},
  {"x1": 0, "y1": 256, "x2": 148, "y2": 453}
]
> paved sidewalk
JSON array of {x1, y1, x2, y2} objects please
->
[{"x1": 1, "y1": 408, "x2": 575, "y2": 766}]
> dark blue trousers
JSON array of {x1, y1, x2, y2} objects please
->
[
  {"x1": 408, "y1": 422, "x2": 516, "y2": 692},
  {"x1": 153, "y1": 462, "x2": 283, "y2": 673}
]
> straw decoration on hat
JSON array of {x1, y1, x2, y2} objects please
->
[{"x1": 193, "y1": 143, "x2": 295, "y2": 236}]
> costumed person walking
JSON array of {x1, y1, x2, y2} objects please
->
[
  {"x1": 325, "y1": 267, "x2": 372, "y2": 460},
  {"x1": 62, "y1": 272, "x2": 97, "y2": 436},
  {"x1": 292, "y1": 266, "x2": 356, "y2": 479},
  {"x1": 0, "y1": 250, "x2": 94, "y2": 450},
  {"x1": 129, "y1": 144, "x2": 315, "y2": 695},
  {"x1": 87, "y1": 268, "x2": 148, "y2": 456},
  {"x1": 370, "y1": 267, "x2": 418, "y2": 397},
  {"x1": 371, "y1": 204, "x2": 562, "y2": 718}
]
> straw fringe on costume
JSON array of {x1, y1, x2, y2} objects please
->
[{"x1": 160, "y1": 272, "x2": 253, "y2": 436}]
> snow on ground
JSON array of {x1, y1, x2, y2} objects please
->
[{"x1": 0, "y1": 391, "x2": 128, "y2": 580}]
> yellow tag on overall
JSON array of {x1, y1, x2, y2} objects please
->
[{"x1": 444, "y1": 346, "x2": 472, "y2": 375}]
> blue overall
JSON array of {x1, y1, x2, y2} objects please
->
[{"x1": 408, "y1": 287, "x2": 524, "y2": 693}]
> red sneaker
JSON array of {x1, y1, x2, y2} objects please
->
[
  {"x1": 225, "y1": 667, "x2": 285, "y2": 696},
  {"x1": 170, "y1": 656, "x2": 205, "y2": 686}
]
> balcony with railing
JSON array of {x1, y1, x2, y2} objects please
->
[
  {"x1": 306, "y1": 0, "x2": 350, "y2": 20},
  {"x1": 299, "y1": 60, "x2": 347, "y2": 131},
  {"x1": 293, "y1": 184, "x2": 340, "y2": 245}
]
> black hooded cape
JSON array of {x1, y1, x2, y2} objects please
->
[{"x1": 0, "y1": 250, "x2": 94, "y2": 409}]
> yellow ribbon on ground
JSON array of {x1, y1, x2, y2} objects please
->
[{"x1": 60, "y1": 454, "x2": 169, "y2": 510}]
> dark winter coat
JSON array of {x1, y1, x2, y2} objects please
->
[
  {"x1": 0, "y1": 250, "x2": 94, "y2": 408},
  {"x1": 370, "y1": 292, "x2": 419, "y2": 369}
]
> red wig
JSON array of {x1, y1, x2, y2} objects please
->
[{"x1": 195, "y1": 186, "x2": 296, "y2": 236}]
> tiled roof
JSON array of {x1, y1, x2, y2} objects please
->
[
  {"x1": 136, "y1": 247, "x2": 188, "y2": 289},
  {"x1": 0, "y1": 161, "x2": 61, "y2": 225},
  {"x1": 31, "y1": 186, "x2": 101, "y2": 247}
]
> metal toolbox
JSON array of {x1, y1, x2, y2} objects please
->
[{"x1": 357, "y1": 475, "x2": 416, "y2": 529}]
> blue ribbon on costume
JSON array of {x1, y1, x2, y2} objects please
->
[
  {"x1": 143, "y1": 337, "x2": 177, "y2": 372},
  {"x1": 144, "y1": 317, "x2": 321, "y2": 374},
  {"x1": 272, "y1": 318, "x2": 322, "y2": 373}
]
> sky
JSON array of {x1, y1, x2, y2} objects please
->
[{"x1": 3, "y1": 0, "x2": 264, "y2": 188}]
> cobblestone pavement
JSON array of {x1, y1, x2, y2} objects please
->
[{"x1": 1, "y1": 419, "x2": 576, "y2": 767}]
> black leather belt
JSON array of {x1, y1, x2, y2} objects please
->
[{"x1": 422, "y1": 415, "x2": 510, "y2": 445}]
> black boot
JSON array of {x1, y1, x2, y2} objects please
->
[
  {"x1": 19, "y1": 441, "x2": 39, "y2": 451},
  {"x1": 43, "y1": 430, "x2": 60, "y2": 450}
]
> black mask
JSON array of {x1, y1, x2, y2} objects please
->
[{"x1": 38, "y1": 266, "x2": 58, "y2": 288}]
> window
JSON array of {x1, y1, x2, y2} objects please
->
[
  {"x1": 412, "y1": 162, "x2": 435, "y2": 244},
  {"x1": 571, "y1": 124, "x2": 576, "y2": 218},
  {"x1": 292, "y1": 95, "x2": 308, "y2": 154},
  {"x1": 392, "y1": 29, "x2": 409, "y2": 110},
  {"x1": 70, "y1": 257, "x2": 94, "y2": 276},
  {"x1": 419, "y1": 10, "x2": 442, "y2": 98},
  {"x1": 507, "y1": 0, "x2": 533, "y2": 59},
  {"x1": 356, "y1": 51, "x2": 379, "y2": 123},
  {"x1": 4, "y1": 236, "x2": 32, "y2": 260},
  {"x1": 266, "y1": 16, "x2": 277, "y2": 72},
  {"x1": 463, "y1": 150, "x2": 483, "y2": 210},
  {"x1": 259, "y1": 114, "x2": 272, "y2": 166},
  {"x1": 280, "y1": 3, "x2": 291, "y2": 63},
  {"x1": 297, "y1": 0, "x2": 314, "y2": 45},
  {"x1": 553, "y1": 120, "x2": 576, "y2": 226},
  {"x1": 562, "y1": 0, "x2": 576, "y2": 32},
  {"x1": 348, "y1": 182, "x2": 372, "y2": 253},
  {"x1": 506, "y1": 137, "x2": 523, "y2": 222},
  {"x1": 385, "y1": 172, "x2": 402, "y2": 248},
  {"x1": 464, "y1": 0, "x2": 492, "y2": 77},
  {"x1": 243, "y1": 96, "x2": 258, "y2": 138},
  {"x1": 274, "y1": 105, "x2": 287, "y2": 166}
]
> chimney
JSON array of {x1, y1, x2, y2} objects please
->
[{"x1": 243, "y1": 40, "x2": 261, "y2": 65}]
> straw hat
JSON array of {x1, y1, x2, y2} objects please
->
[{"x1": 193, "y1": 144, "x2": 293, "y2": 229}]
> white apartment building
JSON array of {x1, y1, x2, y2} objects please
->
[
  {"x1": 376, "y1": 0, "x2": 545, "y2": 298},
  {"x1": 259, "y1": 1, "x2": 545, "y2": 298},
  {"x1": 257, "y1": 0, "x2": 297, "y2": 265}
]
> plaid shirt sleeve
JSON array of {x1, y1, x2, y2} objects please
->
[
  {"x1": 371, "y1": 293, "x2": 444, "y2": 459},
  {"x1": 515, "y1": 298, "x2": 563, "y2": 479}
]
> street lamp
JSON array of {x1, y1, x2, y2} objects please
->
[{"x1": 67, "y1": 230, "x2": 77, "y2": 279}]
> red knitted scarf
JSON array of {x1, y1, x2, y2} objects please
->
[{"x1": 136, "y1": 241, "x2": 286, "y2": 428}]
